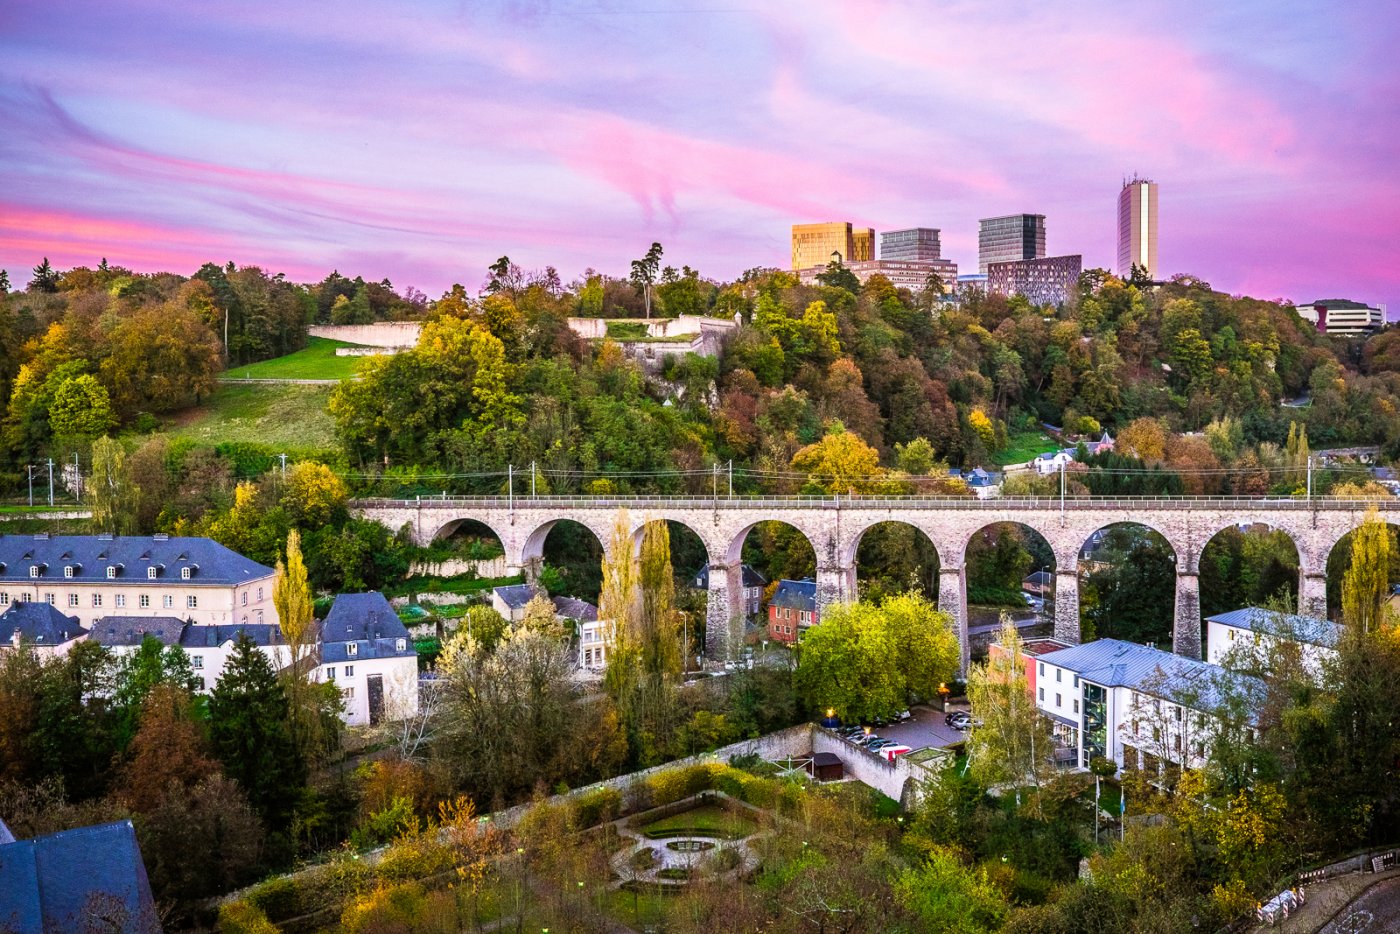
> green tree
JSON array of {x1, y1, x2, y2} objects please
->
[
  {"x1": 89, "y1": 436, "x2": 138, "y2": 534},
  {"x1": 208, "y1": 634, "x2": 305, "y2": 825},
  {"x1": 280, "y1": 461, "x2": 347, "y2": 527},
  {"x1": 1342, "y1": 506, "x2": 1393, "y2": 633},
  {"x1": 48, "y1": 373, "x2": 117, "y2": 442},
  {"x1": 794, "y1": 601, "x2": 904, "y2": 722},
  {"x1": 629, "y1": 242, "x2": 663, "y2": 318},
  {"x1": 274, "y1": 529, "x2": 330, "y2": 764},
  {"x1": 815, "y1": 258, "x2": 860, "y2": 294},
  {"x1": 790, "y1": 421, "x2": 884, "y2": 493},
  {"x1": 113, "y1": 636, "x2": 200, "y2": 748},
  {"x1": 880, "y1": 592, "x2": 961, "y2": 702},
  {"x1": 30, "y1": 256, "x2": 59, "y2": 292},
  {"x1": 966, "y1": 618, "x2": 1052, "y2": 807},
  {"x1": 896, "y1": 846, "x2": 1006, "y2": 933}
]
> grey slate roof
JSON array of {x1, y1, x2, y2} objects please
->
[
  {"x1": 0, "y1": 819, "x2": 161, "y2": 933},
  {"x1": 0, "y1": 534, "x2": 273, "y2": 586},
  {"x1": 88, "y1": 617, "x2": 189, "y2": 648},
  {"x1": 552, "y1": 596, "x2": 598, "y2": 622},
  {"x1": 1205, "y1": 606, "x2": 1343, "y2": 649},
  {"x1": 693, "y1": 564, "x2": 767, "y2": 590},
  {"x1": 1, "y1": 602, "x2": 85, "y2": 646},
  {"x1": 1037, "y1": 638, "x2": 1263, "y2": 712},
  {"x1": 770, "y1": 579, "x2": 817, "y2": 612},
  {"x1": 318, "y1": 592, "x2": 415, "y2": 662},
  {"x1": 493, "y1": 583, "x2": 544, "y2": 610},
  {"x1": 178, "y1": 623, "x2": 284, "y2": 649}
]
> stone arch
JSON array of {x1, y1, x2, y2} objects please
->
[
  {"x1": 424, "y1": 514, "x2": 509, "y2": 550},
  {"x1": 520, "y1": 517, "x2": 611, "y2": 601},
  {"x1": 1198, "y1": 520, "x2": 1302, "y2": 617},
  {"x1": 843, "y1": 518, "x2": 941, "y2": 601},
  {"x1": 1323, "y1": 518, "x2": 1400, "y2": 620},
  {"x1": 629, "y1": 516, "x2": 715, "y2": 569},
  {"x1": 1075, "y1": 521, "x2": 1179, "y2": 647},
  {"x1": 724, "y1": 519, "x2": 819, "y2": 570},
  {"x1": 961, "y1": 519, "x2": 1064, "y2": 643}
]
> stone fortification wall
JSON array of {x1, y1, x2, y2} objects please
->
[{"x1": 309, "y1": 322, "x2": 422, "y2": 348}]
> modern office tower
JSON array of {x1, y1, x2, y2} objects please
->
[
  {"x1": 1117, "y1": 176, "x2": 1159, "y2": 279},
  {"x1": 880, "y1": 228, "x2": 942, "y2": 262},
  {"x1": 791, "y1": 222, "x2": 875, "y2": 269},
  {"x1": 978, "y1": 214, "x2": 1046, "y2": 274},
  {"x1": 987, "y1": 254, "x2": 1084, "y2": 306}
]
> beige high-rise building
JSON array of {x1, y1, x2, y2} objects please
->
[
  {"x1": 791, "y1": 222, "x2": 874, "y2": 270},
  {"x1": 1117, "y1": 177, "x2": 1159, "y2": 279}
]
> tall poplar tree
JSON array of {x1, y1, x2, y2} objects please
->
[
  {"x1": 273, "y1": 529, "x2": 326, "y2": 762},
  {"x1": 1342, "y1": 506, "x2": 1393, "y2": 634}
]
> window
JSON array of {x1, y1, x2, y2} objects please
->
[
  {"x1": 347, "y1": 643, "x2": 358, "y2": 657},
  {"x1": 345, "y1": 686, "x2": 355, "y2": 699},
  {"x1": 256, "y1": 587, "x2": 263, "y2": 601},
  {"x1": 181, "y1": 567, "x2": 192, "y2": 580},
  {"x1": 147, "y1": 567, "x2": 157, "y2": 580},
  {"x1": 197, "y1": 677, "x2": 206, "y2": 691},
  {"x1": 64, "y1": 566, "x2": 74, "y2": 578},
  {"x1": 192, "y1": 656, "x2": 204, "y2": 670},
  {"x1": 326, "y1": 667, "x2": 336, "y2": 680},
  {"x1": 1228, "y1": 629, "x2": 1235, "y2": 642},
  {"x1": 68, "y1": 593, "x2": 79, "y2": 607},
  {"x1": 29, "y1": 566, "x2": 39, "y2": 578},
  {"x1": 1174, "y1": 735, "x2": 1182, "y2": 753},
  {"x1": 0, "y1": 593, "x2": 7, "y2": 606},
  {"x1": 91, "y1": 594, "x2": 102, "y2": 608},
  {"x1": 345, "y1": 665, "x2": 354, "y2": 676},
  {"x1": 139, "y1": 594, "x2": 150, "y2": 609},
  {"x1": 1038, "y1": 662, "x2": 1045, "y2": 676},
  {"x1": 1055, "y1": 693, "x2": 1062, "y2": 707},
  {"x1": 106, "y1": 567, "x2": 117, "y2": 579},
  {"x1": 1073, "y1": 676, "x2": 1079, "y2": 688},
  {"x1": 241, "y1": 615, "x2": 248, "y2": 625},
  {"x1": 1038, "y1": 687, "x2": 1044, "y2": 701},
  {"x1": 45, "y1": 593, "x2": 55, "y2": 605},
  {"x1": 1132, "y1": 719, "x2": 1139, "y2": 735},
  {"x1": 162, "y1": 595, "x2": 173, "y2": 609},
  {"x1": 1196, "y1": 742, "x2": 1205, "y2": 758},
  {"x1": 395, "y1": 638, "x2": 406, "y2": 652},
  {"x1": 115, "y1": 594, "x2": 125, "y2": 608},
  {"x1": 1153, "y1": 727, "x2": 1162, "y2": 742},
  {"x1": 1056, "y1": 669, "x2": 1061, "y2": 683},
  {"x1": 241, "y1": 593, "x2": 248, "y2": 606},
  {"x1": 1174, "y1": 706, "x2": 1182, "y2": 722},
  {"x1": 255, "y1": 610, "x2": 263, "y2": 624},
  {"x1": 186, "y1": 595, "x2": 197, "y2": 609},
  {"x1": 1073, "y1": 700, "x2": 1080, "y2": 714}
]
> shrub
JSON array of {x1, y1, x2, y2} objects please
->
[
  {"x1": 350, "y1": 795, "x2": 417, "y2": 850},
  {"x1": 340, "y1": 882, "x2": 429, "y2": 934},
  {"x1": 217, "y1": 901, "x2": 278, "y2": 934},
  {"x1": 245, "y1": 876, "x2": 300, "y2": 921},
  {"x1": 572, "y1": 786, "x2": 623, "y2": 828}
]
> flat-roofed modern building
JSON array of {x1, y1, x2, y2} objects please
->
[
  {"x1": 1116, "y1": 176, "x2": 1159, "y2": 278},
  {"x1": 0, "y1": 534, "x2": 277, "y2": 629},
  {"x1": 880, "y1": 228, "x2": 942, "y2": 263},
  {"x1": 791, "y1": 222, "x2": 875, "y2": 270},
  {"x1": 1297, "y1": 299, "x2": 1385, "y2": 335},
  {"x1": 987, "y1": 254, "x2": 1083, "y2": 306},
  {"x1": 795, "y1": 258, "x2": 957, "y2": 292},
  {"x1": 978, "y1": 214, "x2": 1045, "y2": 274}
]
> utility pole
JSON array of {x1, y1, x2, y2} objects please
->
[
  {"x1": 728, "y1": 459, "x2": 733, "y2": 497},
  {"x1": 46, "y1": 458, "x2": 54, "y2": 507},
  {"x1": 507, "y1": 464, "x2": 513, "y2": 513},
  {"x1": 1306, "y1": 454, "x2": 1313, "y2": 499},
  {"x1": 26, "y1": 465, "x2": 34, "y2": 507},
  {"x1": 72, "y1": 452, "x2": 79, "y2": 503},
  {"x1": 278, "y1": 452, "x2": 288, "y2": 480},
  {"x1": 1059, "y1": 460, "x2": 1066, "y2": 517}
]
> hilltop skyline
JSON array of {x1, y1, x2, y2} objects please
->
[{"x1": 2, "y1": 0, "x2": 1397, "y2": 310}]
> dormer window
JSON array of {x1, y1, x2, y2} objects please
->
[
  {"x1": 181, "y1": 566, "x2": 193, "y2": 580},
  {"x1": 395, "y1": 638, "x2": 406, "y2": 652},
  {"x1": 29, "y1": 565, "x2": 40, "y2": 578},
  {"x1": 347, "y1": 643, "x2": 358, "y2": 657},
  {"x1": 106, "y1": 567, "x2": 117, "y2": 580},
  {"x1": 147, "y1": 567, "x2": 158, "y2": 580}
]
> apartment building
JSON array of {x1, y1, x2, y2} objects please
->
[
  {"x1": 1204, "y1": 606, "x2": 1340, "y2": 677},
  {"x1": 89, "y1": 616, "x2": 291, "y2": 692},
  {"x1": 315, "y1": 592, "x2": 418, "y2": 727},
  {"x1": 0, "y1": 534, "x2": 277, "y2": 629}
]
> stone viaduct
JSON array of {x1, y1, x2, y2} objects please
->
[{"x1": 353, "y1": 495, "x2": 1400, "y2": 670}]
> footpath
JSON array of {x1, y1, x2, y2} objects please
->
[{"x1": 1248, "y1": 867, "x2": 1400, "y2": 933}]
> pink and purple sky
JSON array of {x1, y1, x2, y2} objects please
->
[{"x1": 2, "y1": 0, "x2": 1398, "y2": 310}]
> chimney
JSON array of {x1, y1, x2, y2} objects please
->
[{"x1": 11, "y1": 628, "x2": 21, "y2": 649}]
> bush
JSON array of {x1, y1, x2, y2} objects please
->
[
  {"x1": 245, "y1": 876, "x2": 300, "y2": 921},
  {"x1": 217, "y1": 901, "x2": 278, "y2": 934},
  {"x1": 572, "y1": 786, "x2": 623, "y2": 828}
]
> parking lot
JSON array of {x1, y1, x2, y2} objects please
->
[{"x1": 843, "y1": 705, "x2": 968, "y2": 753}]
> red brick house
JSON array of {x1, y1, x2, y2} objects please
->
[{"x1": 767, "y1": 579, "x2": 817, "y2": 644}]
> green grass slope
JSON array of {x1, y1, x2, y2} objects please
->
[
  {"x1": 222, "y1": 337, "x2": 366, "y2": 381},
  {"x1": 159, "y1": 383, "x2": 338, "y2": 451}
]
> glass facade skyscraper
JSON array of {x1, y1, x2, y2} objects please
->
[
  {"x1": 880, "y1": 228, "x2": 942, "y2": 262},
  {"x1": 977, "y1": 214, "x2": 1046, "y2": 274}
]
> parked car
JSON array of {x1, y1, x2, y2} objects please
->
[
  {"x1": 894, "y1": 709, "x2": 913, "y2": 722},
  {"x1": 881, "y1": 745, "x2": 912, "y2": 760},
  {"x1": 945, "y1": 711, "x2": 971, "y2": 728}
]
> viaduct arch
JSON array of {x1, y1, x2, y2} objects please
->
[{"x1": 368, "y1": 494, "x2": 1393, "y2": 668}]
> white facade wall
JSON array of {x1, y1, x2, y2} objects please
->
[
  {"x1": 578, "y1": 619, "x2": 616, "y2": 670},
  {"x1": 104, "y1": 637, "x2": 290, "y2": 694},
  {"x1": 0, "y1": 577, "x2": 277, "y2": 629},
  {"x1": 1205, "y1": 619, "x2": 1335, "y2": 677},
  {"x1": 315, "y1": 655, "x2": 419, "y2": 727}
]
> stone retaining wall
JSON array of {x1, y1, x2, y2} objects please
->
[{"x1": 308, "y1": 322, "x2": 422, "y2": 348}]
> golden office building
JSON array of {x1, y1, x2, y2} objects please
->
[{"x1": 791, "y1": 222, "x2": 875, "y2": 270}]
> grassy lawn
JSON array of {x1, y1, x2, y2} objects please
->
[
  {"x1": 641, "y1": 803, "x2": 758, "y2": 840},
  {"x1": 606, "y1": 888, "x2": 673, "y2": 927},
  {"x1": 995, "y1": 429, "x2": 1058, "y2": 466},
  {"x1": 222, "y1": 337, "x2": 366, "y2": 381},
  {"x1": 157, "y1": 383, "x2": 338, "y2": 450},
  {"x1": 0, "y1": 504, "x2": 85, "y2": 513}
]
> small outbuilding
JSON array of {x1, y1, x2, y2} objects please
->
[{"x1": 807, "y1": 752, "x2": 844, "y2": 782}]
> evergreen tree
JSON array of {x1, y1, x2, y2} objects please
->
[
  {"x1": 113, "y1": 636, "x2": 200, "y2": 748},
  {"x1": 30, "y1": 257, "x2": 59, "y2": 292},
  {"x1": 208, "y1": 634, "x2": 305, "y2": 824}
]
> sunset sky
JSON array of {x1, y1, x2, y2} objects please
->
[{"x1": 2, "y1": 0, "x2": 1397, "y2": 310}]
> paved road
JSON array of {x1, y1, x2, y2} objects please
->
[{"x1": 1320, "y1": 876, "x2": 1400, "y2": 933}]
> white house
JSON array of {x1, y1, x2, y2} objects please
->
[
  {"x1": 315, "y1": 592, "x2": 419, "y2": 727},
  {"x1": 1029, "y1": 639, "x2": 1262, "y2": 775},
  {"x1": 89, "y1": 616, "x2": 291, "y2": 693},
  {"x1": 577, "y1": 618, "x2": 616, "y2": 671},
  {"x1": 0, "y1": 601, "x2": 87, "y2": 657},
  {"x1": 1033, "y1": 450, "x2": 1074, "y2": 475},
  {"x1": 1204, "y1": 606, "x2": 1341, "y2": 677},
  {"x1": 0, "y1": 534, "x2": 277, "y2": 629}
]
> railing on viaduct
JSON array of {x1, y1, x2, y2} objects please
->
[{"x1": 351, "y1": 495, "x2": 1400, "y2": 667}]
